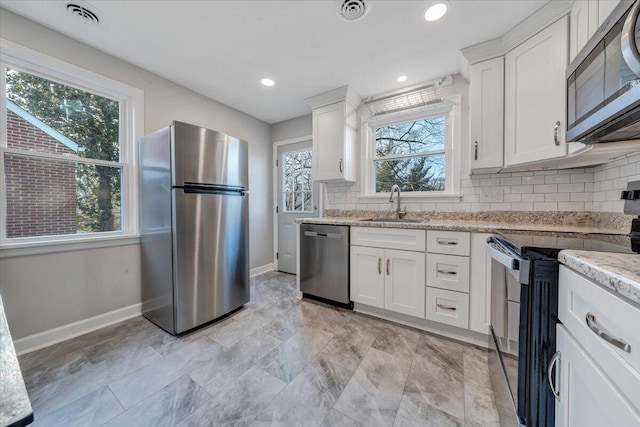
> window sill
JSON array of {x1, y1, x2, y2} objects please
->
[
  {"x1": 0, "y1": 234, "x2": 141, "y2": 259},
  {"x1": 358, "y1": 193, "x2": 463, "y2": 203}
]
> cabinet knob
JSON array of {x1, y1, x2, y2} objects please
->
[{"x1": 554, "y1": 121, "x2": 561, "y2": 146}]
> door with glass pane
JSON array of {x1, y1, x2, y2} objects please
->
[{"x1": 277, "y1": 141, "x2": 317, "y2": 274}]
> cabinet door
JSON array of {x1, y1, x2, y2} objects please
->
[
  {"x1": 504, "y1": 17, "x2": 569, "y2": 166},
  {"x1": 597, "y1": 0, "x2": 620, "y2": 27},
  {"x1": 469, "y1": 233, "x2": 492, "y2": 334},
  {"x1": 350, "y1": 245, "x2": 385, "y2": 308},
  {"x1": 570, "y1": 1, "x2": 592, "y2": 61},
  {"x1": 384, "y1": 249, "x2": 426, "y2": 317},
  {"x1": 470, "y1": 57, "x2": 504, "y2": 171},
  {"x1": 555, "y1": 326, "x2": 640, "y2": 427},
  {"x1": 312, "y1": 101, "x2": 353, "y2": 182}
]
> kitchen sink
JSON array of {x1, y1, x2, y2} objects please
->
[{"x1": 361, "y1": 218, "x2": 428, "y2": 224}]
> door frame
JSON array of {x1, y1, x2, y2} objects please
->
[{"x1": 272, "y1": 134, "x2": 318, "y2": 272}]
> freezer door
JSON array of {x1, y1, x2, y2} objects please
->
[
  {"x1": 171, "y1": 121, "x2": 248, "y2": 189},
  {"x1": 172, "y1": 188, "x2": 250, "y2": 333}
]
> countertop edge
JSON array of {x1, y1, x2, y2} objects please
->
[
  {"x1": 558, "y1": 250, "x2": 640, "y2": 307},
  {"x1": 0, "y1": 293, "x2": 34, "y2": 427},
  {"x1": 294, "y1": 217, "x2": 628, "y2": 235}
]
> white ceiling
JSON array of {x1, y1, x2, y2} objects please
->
[{"x1": 0, "y1": 0, "x2": 547, "y2": 124}]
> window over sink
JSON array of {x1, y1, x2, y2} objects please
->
[{"x1": 360, "y1": 97, "x2": 461, "y2": 199}]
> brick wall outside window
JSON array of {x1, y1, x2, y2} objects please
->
[{"x1": 5, "y1": 110, "x2": 77, "y2": 238}]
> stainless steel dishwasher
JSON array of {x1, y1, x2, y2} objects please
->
[{"x1": 300, "y1": 223, "x2": 351, "y2": 308}]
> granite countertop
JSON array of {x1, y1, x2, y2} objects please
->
[
  {"x1": 559, "y1": 250, "x2": 640, "y2": 307},
  {"x1": 0, "y1": 293, "x2": 34, "y2": 427},
  {"x1": 295, "y1": 217, "x2": 628, "y2": 235}
]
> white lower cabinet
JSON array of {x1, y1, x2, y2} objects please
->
[
  {"x1": 555, "y1": 325, "x2": 640, "y2": 427},
  {"x1": 350, "y1": 244, "x2": 425, "y2": 317},
  {"x1": 384, "y1": 249, "x2": 425, "y2": 317},
  {"x1": 350, "y1": 245, "x2": 385, "y2": 308},
  {"x1": 425, "y1": 287, "x2": 469, "y2": 329}
]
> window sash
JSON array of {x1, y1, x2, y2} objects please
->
[
  {"x1": 0, "y1": 39, "x2": 144, "y2": 246},
  {"x1": 372, "y1": 148, "x2": 446, "y2": 162}
]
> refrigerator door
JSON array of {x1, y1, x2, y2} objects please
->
[
  {"x1": 171, "y1": 121, "x2": 248, "y2": 189},
  {"x1": 172, "y1": 188, "x2": 250, "y2": 333}
]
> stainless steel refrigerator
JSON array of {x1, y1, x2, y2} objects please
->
[{"x1": 139, "y1": 121, "x2": 249, "y2": 335}]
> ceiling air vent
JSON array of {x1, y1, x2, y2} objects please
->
[
  {"x1": 336, "y1": 0, "x2": 368, "y2": 21},
  {"x1": 66, "y1": 3, "x2": 100, "y2": 25}
]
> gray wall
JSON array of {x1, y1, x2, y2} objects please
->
[
  {"x1": 271, "y1": 114, "x2": 312, "y2": 142},
  {"x1": 0, "y1": 8, "x2": 273, "y2": 339}
]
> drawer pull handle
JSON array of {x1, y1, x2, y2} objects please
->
[
  {"x1": 436, "y1": 303, "x2": 456, "y2": 311},
  {"x1": 547, "y1": 351, "x2": 561, "y2": 401},
  {"x1": 437, "y1": 239, "x2": 458, "y2": 246},
  {"x1": 386, "y1": 258, "x2": 390, "y2": 276},
  {"x1": 378, "y1": 257, "x2": 381, "y2": 275},
  {"x1": 586, "y1": 313, "x2": 631, "y2": 353},
  {"x1": 437, "y1": 269, "x2": 457, "y2": 275}
]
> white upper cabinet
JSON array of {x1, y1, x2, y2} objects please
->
[
  {"x1": 571, "y1": 1, "x2": 620, "y2": 62},
  {"x1": 470, "y1": 57, "x2": 504, "y2": 172},
  {"x1": 597, "y1": 0, "x2": 621, "y2": 27},
  {"x1": 504, "y1": 16, "x2": 569, "y2": 167},
  {"x1": 306, "y1": 86, "x2": 360, "y2": 182},
  {"x1": 570, "y1": 1, "x2": 594, "y2": 61}
]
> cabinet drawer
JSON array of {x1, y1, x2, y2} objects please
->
[
  {"x1": 427, "y1": 231, "x2": 470, "y2": 256},
  {"x1": 559, "y1": 266, "x2": 640, "y2": 410},
  {"x1": 425, "y1": 288, "x2": 469, "y2": 329},
  {"x1": 351, "y1": 227, "x2": 425, "y2": 252},
  {"x1": 426, "y1": 253, "x2": 470, "y2": 293}
]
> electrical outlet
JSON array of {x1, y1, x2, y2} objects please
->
[
  {"x1": 481, "y1": 188, "x2": 504, "y2": 203},
  {"x1": 623, "y1": 180, "x2": 640, "y2": 216}
]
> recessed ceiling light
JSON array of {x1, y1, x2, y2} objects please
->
[
  {"x1": 397, "y1": 75, "x2": 408, "y2": 83},
  {"x1": 261, "y1": 78, "x2": 275, "y2": 87},
  {"x1": 424, "y1": 1, "x2": 448, "y2": 22}
]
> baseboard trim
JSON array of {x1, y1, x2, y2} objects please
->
[
  {"x1": 354, "y1": 303, "x2": 489, "y2": 349},
  {"x1": 250, "y1": 263, "x2": 274, "y2": 278},
  {"x1": 13, "y1": 303, "x2": 142, "y2": 356}
]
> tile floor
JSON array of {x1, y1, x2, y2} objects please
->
[{"x1": 18, "y1": 272, "x2": 500, "y2": 426}]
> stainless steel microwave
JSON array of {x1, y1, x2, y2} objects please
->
[{"x1": 567, "y1": 0, "x2": 640, "y2": 144}]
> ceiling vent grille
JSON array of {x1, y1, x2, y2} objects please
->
[
  {"x1": 66, "y1": 3, "x2": 100, "y2": 25},
  {"x1": 364, "y1": 76, "x2": 453, "y2": 116},
  {"x1": 337, "y1": 0, "x2": 368, "y2": 21}
]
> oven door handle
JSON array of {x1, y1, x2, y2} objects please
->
[{"x1": 485, "y1": 237, "x2": 521, "y2": 270}]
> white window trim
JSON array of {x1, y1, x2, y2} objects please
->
[
  {"x1": 359, "y1": 94, "x2": 462, "y2": 202},
  {"x1": 0, "y1": 39, "x2": 144, "y2": 248}
]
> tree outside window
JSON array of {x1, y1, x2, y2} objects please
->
[
  {"x1": 4, "y1": 69, "x2": 122, "y2": 237},
  {"x1": 374, "y1": 116, "x2": 446, "y2": 193}
]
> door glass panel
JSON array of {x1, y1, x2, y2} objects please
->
[{"x1": 282, "y1": 148, "x2": 312, "y2": 212}]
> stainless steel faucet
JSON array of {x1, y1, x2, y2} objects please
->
[{"x1": 389, "y1": 184, "x2": 404, "y2": 219}]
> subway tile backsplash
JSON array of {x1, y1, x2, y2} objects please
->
[{"x1": 325, "y1": 153, "x2": 640, "y2": 214}]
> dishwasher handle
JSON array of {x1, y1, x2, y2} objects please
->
[{"x1": 304, "y1": 231, "x2": 342, "y2": 239}]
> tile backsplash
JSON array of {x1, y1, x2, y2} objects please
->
[{"x1": 325, "y1": 152, "x2": 640, "y2": 214}]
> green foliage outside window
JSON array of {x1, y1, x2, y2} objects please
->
[
  {"x1": 375, "y1": 117, "x2": 446, "y2": 192},
  {"x1": 6, "y1": 69, "x2": 121, "y2": 232}
]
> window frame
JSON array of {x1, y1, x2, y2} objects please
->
[
  {"x1": 0, "y1": 39, "x2": 144, "y2": 248},
  {"x1": 360, "y1": 95, "x2": 462, "y2": 201},
  {"x1": 281, "y1": 146, "x2": 313, "y2": 214}
]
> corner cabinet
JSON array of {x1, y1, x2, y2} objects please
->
[
  {"x1": 504, "y1": 16, "x2": 569, "y2": 167},
  {"x1": 306, "y1": 86, "x2": 360, "y2": 182},
  {"x1": 469, "y1": 57, "x2": 504, "y2": 172}
]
